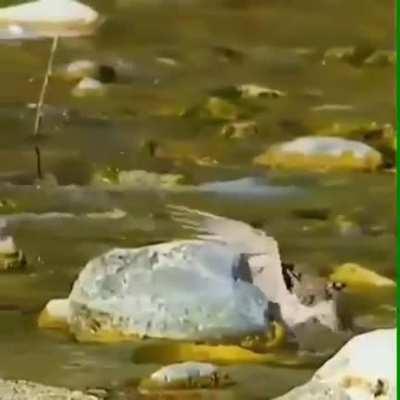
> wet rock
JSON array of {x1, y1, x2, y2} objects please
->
[
  {"x1": 254, "y1": 137, "x2": 382, "y2": 172},
  {"x1": 0, "y1": 379, "x2": 98, "y2": 400},
  {"x1": 60, "y1": 60, "x2": 97, "y2": 81},
  {"x1": 322, "y1": 46, "x2": 374, "y2": 66},
  {"x1": 59, "y1": 60, "x2": 117, "y2": 83},
  {"x1": 205, "y1": 97, "x2": 240, "y2": 120},
  {"x1": 292, "y1": 208, "x2": 330, "y2": 221},
  {"x1": 91, "y1": 168, "x2": 186, "y2": 190},
  {"x1": 198, "y1": 177, "x2": 298, "y2": 198},
  {"x1": 0, "y1": 0, "x2": 100, "y2": 38},
  {"x1": 0, "y1": 199, "x2": 17, "y2": 213},
  {"x1": 237, "y1": 83, "x2": 286, "y2": 99},
  {"x1": 41, "y1": 241, "x2": 269, "y2": 342},
  {"x1": 38, "y1": 298, "x2": 70, "y2": 331},
  {"x1": 334, "y1": 215, "x2": 363, "y2": 237},
  {"x1": 316, "y1": 122, "x2": 391, "y2": 141},
  {"x1": 275, "y1": 329, "x2": 396, "y2": 400},
  {"x1": 311, "y1": 104, "x2": 354, "y2": 112},
  {"x1": 323, "y1": 47, "x2": 357, "y2": 63},
  {"x1": 329, "y1": 263, "x2": 395, "y2": 291},
  {"x1": 364, "y1": 50, "x2": 395, "y2": 66},
  {"x1": 72, "y1": 77, "x2": 106, "y2": 98},
  {"x1": 155, "y1": 57, "x2": 180, "y2": 67},
  {"x1": 221, "y1": 120, "x2": 258, "y2": 139},
  {"x1": 0, "y1": 228, "x2": 26, "y2": 272},
  {"x1": 139, "y1": 362, "x2": 233, "y2": 392},
  {"x1": 212, "y1": 45, "x2": 245, "y2": 63},
  {"x1": 316, "y1": 123, "x2": 395, "y2": 168}
]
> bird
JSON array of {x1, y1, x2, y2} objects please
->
[{"x1": 168, "y1": 205, "x2": 347, "y2": 350}]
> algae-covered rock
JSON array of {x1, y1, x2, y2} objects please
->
[
  {"x1": 205, "y1": 97, "x2": 240, "y2": 120},
  {"x1": 42, "y1": 241, "x2": 269, "y2": 342},
  {"x1": 254, "y1": 137, "x2": 382, "y2": 172},
  {"x1": 364, "y1": 50, "x2": 395, "y2": 66},
  {"x1": 138, "y1": 362, "x2": 233, "y2": 393},
  {"x1": 323, "y1": 47, "x2": 357, "y2": 63},
  {"x1": 92, "y1": 168, "x2": 186, "y2": 190},
  {"x1": 322, "y1": 46, "x2": 374, "y2": 66},
  {"x1": 329, "y1": 263, "x2": 395, "y2": 291},
  {"x1": 334, "y1": 215, "x2": 363, "y2": 237},
  {"x1": 221, "y1": 120, "x2": 258, "y2": 139},
  {"x1": 316, "y1": 123, "x2": 395, "y2": 167}
]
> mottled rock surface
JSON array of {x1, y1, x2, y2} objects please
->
[{"x1": 0, "y1": 379, "x2": 97, "y2": 400}]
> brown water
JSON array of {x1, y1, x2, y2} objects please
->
[{"x1": 0, "y1": 0, "x2": 395, "y2": 399}]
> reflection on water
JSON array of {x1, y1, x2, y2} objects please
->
[{"x1": 0, "y1": 0, "x2": 395, "y2": 399}]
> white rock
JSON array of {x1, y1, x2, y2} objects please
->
[
  {"x1": 315, "y1": 329, "x2": 396, "y2": 398},
  {"x1": 38, "y1": 298, "x2": 70, "y2": 329},
  {"x1": 67, "y1": 240, "x2": 269, "y2": 341},
  {"x1": 237, "y1": 83, "x2": 286, "y2": 98},
  {"x1": 279, "y1": 137, "x2": 377, "y2": 159},
  {"x1": 62, "y1": 60, "x2": 98, "y2": 81},
  {"x1": 150, "y1": 362, "x2": 218, "y2": 384},
  {"x1": 72, "y1": 77, "x2": 105, "y2": 97},
  {"x1": 275, "y1": 329, "x2": 396, "y2": 400},
  {"x1": 0, "y1": 0, "x2": 99, "y2": 26},
  {"x1": 274, "y1": 381, "x2": 350, "y2": 400},
  {"x1": 255, "y1": 136, "x2": 382, "y2": 171},
  {"x1": 0, "y1": 236, "x2": 17, "y2": 255}
]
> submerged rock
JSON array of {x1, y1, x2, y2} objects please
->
[
  {"x1": 275, "y1": 329, "x2": 396, "y2": 400},
  {"x1": 237, "y1": 83, "x2": 286, "y2": 99},
  {"x1": 364, "y1": 50, "x2": 395, "y2": 66},
  {"x1": 0, "y1": 379, "x2": 98, "y2": 400},
  {"x1": 329, "y1": 263, "x2": 395, "y2": 291},
  {"x1": 92, "y1": 168, "x2": 186, "y2": 190},
  {"x1": 139, "y1": 362, "x2": 233, "y2": 392},
  {"x1": 72, "y1": 77, "x2": 106, "y2": 97},
  {"x1": 205, "y1": 97, "x2": 240, "y2": 121},
  {"x1": 59, "y1": 60, "x2": 117, "y2": 83},
  {"x1": 41, "y1": 241, "x2": 269, "y2": 342},
  {"x1": 197, "y1": 177, "x2": 298, "y2": 198},
  {"x1": 254, "y1": 137, "x2": 382, "y2": 172},
  {"x1": 60, "y1": 60, "x2": 98, "y2": 81},
  {"x1": 221, "y1": 120, "x2": 258, "y2": 139}
]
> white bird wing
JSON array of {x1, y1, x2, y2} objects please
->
[
  {"x1": 168, "y1": 204, "x2": 276, "y2": 254},
  {"x1": 168, "y1": 205, "x2": 288, "y2": 303}
]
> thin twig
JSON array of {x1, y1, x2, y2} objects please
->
[
  {"x1": 33, "y1": 35, "x2": 59, "y2": 179},
  {"x1": 34, "y1": 35, "x2": 59, "y2": 137},
  {"x1": 34, "y1": 145, "x2": 43, "y2": 180}
]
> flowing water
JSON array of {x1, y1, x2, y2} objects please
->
[{"x1": 0, "y1": 0, "x2": 395, "y2": 399}]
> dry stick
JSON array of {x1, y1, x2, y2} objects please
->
[{"x1": 33, "y1": 35, "x2": 59, "y2": 180}]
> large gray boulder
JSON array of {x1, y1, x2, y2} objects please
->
[{"x1": 41, "y1": 240, "x2": 269, "y2": 342}]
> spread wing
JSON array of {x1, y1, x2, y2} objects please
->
[
  {"x1": 168, "y1": 204, "x2": 277, "y2": 254},
  {"x1": 167, "y1": 205, "x2": 288, "y2": 302}
]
